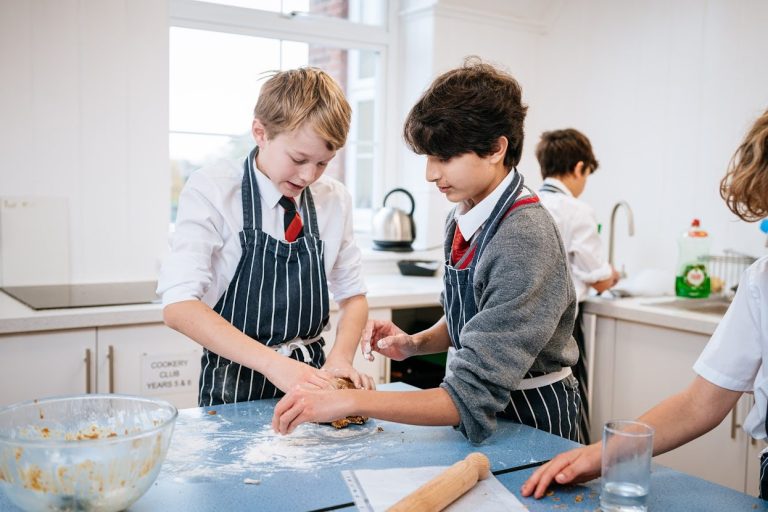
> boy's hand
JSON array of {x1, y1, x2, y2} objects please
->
[
  {"x1": 520, "y1": 444, "x2": 602, "y2": 499},
  {"x1": 268, "y1": 357, "x2": 336, "y2": 393},
  {"x1": 609, "y1": 267, "x2": 621, "y2": 287},
  {"x1": 322, "y1": 358, "x2": 376, "y2": 390},
  {"x1": 371, "y1": 333, "x2": 417, "y2": 361},
  {"x1": 272, "y1": 386, "x2": 352, "y2": 434},
  {"x1": 360, "y1": 319, "x2": 415, "y2": 361}
]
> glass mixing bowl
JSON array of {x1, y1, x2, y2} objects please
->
[{"x1": 0, "y1": 394, "x2": 177, "y2": 512}]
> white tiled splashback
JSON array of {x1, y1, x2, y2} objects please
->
[{"x1": 0, "y1": 197, "x2": 70, "y2": 286}]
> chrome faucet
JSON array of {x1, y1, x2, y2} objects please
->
[{"x1": 608, "y1": 201, "x2": 635, "y2": 271}]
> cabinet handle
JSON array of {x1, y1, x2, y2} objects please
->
[
  {"x1": 84, "y1": 348, "x2": 92, "y2": 394},
  {"x1": 749, "y1": 395, "x2": 757, "y2": 446},
  {"x1": 730, "y1": 405, "x2": 742, "y2": 440},
  {"x1": 107, "y1": 345, "x2": 115, "y2": 394},
  {"x1": 584, "y1": 313, "x2": 597, "y2": 411}
]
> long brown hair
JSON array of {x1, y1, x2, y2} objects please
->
[{"x1": 720, "y1": 110, "x2": 768, "y2": 221}]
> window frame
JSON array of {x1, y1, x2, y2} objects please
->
[{"x1": 169, "y1": 0, "x2": 399, "y2": 231}]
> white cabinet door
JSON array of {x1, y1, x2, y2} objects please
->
[
  {"x1": 96, "y1": 324, "x2": 202, "y2": 409},
  {"x1": 585, "y1": 314, "x2": 617, "y2": 443},
  {"x1": 323, "y1": 308, "x2": 391, "y2": 385},
  {"x1": 0, "y1": 329, "x2": 96, "y2": 406},
  {"x1": 611, "y1": 320, "x2": 748, "y2": 492}
]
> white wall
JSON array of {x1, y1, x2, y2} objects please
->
[
  {"x1": 0, "y1": 0, "x2": 169, "y2": 284},
  {"x1": 535, "y1": 0, "x2": 768, "y2": 276},
  {"x1": 400, "y1": 0, "x2": 768, "y2": 274},
  {"x1": 2, "y1": 0, "x2": 764, "y2": 284},
  {"x1": 398, "y1": 1, "x2": 549, "y2": 250}
]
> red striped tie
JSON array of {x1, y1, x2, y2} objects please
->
[
  {"x1": 450, "y1": 225, "x2": 471, "y2": 266},
  {"x1": 278, "y1": 196, "x2": 304, "y2": 242}
]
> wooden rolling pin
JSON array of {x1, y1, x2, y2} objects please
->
[{"x1": 387, "y1": 452, "x2": 491, "y2": 512}]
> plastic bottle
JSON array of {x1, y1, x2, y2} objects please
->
[{"x1": 675, "y1": 219, "x2": 710, "y2": 298}]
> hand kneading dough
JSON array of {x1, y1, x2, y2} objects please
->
[{"x1": 325, "y1": 377, "x2": 368, "y2": 429}]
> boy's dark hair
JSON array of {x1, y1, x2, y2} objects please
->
[
  {"x1": 535, "y1": 128, "x2": 599, "y2": 179},
  {"x1": 403, "y1": 57, "x2": 527, "y2": 169}
]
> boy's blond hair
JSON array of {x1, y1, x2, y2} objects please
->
[{"x1": 254, "y1": 67, "x2": 351, "y2": 151}]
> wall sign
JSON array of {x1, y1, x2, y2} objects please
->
[{"x1": 140, "y1": 351, "x2": 199, "y2": 396}]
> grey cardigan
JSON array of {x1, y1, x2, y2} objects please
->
[{"x1": 440, "y1": 201, "x2": 578, "y2": 443}]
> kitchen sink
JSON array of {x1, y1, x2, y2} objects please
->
[{"x1": 643, "y1": 297, "x2": 732, "y2": 316}]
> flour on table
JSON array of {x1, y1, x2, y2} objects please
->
[{"x1": 162, "y1": 410, "x2": 387, "y2": 482}]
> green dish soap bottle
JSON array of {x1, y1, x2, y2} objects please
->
[{"x1": 675, "y1": 218, "x2": 710, "y2": 298}]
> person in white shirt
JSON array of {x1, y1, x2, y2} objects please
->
[
  {"x1": 522, "y1": 108, "x2": 768, "y2": 500},
  {"x1": 157, "y1": 68, "x2": 373, "y2": 407},
  {"x1": 536, "y1": 128, "x2": 619, "y2": 443},
  {"x1": 536, "y1": 129, "x2": 619, "y2": 302}
]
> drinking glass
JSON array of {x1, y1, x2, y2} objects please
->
[{"x1": 600, "y1": 420, "x2": 654, "y2": 511}]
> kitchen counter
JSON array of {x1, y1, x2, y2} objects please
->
[
  {"x1": 583, "y1": 295, "x2": 724, "y2": 335},
  {"x1": 1, "y1": 383, "x2": 763, "y2": 512},
  {"x1": 1, "y1": 280, "x2": 723, "y2": 339},
  {"x1": 0, "y1": 274, "x2": 443, "y2": 335}
]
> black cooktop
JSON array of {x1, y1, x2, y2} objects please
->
[{"x1": 1, "y1": 281, "x2": 159, "y2": 310}]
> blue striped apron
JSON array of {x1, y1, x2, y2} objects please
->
[
  {"x1": 443, "y1": 171, "x2": 580, "y2": 441},
  {"x1": 760, "y1": 412, "x2": 768, "y2": 499},
  {"x1": 538, "y1": 182, "x2": 564, "y2": 195},
  {"x1": 198, "y1": 147, "x2": 329, "y2": 406},
  {"x1": 539, "y1": 182, "x2": 591, "y2": 444}
]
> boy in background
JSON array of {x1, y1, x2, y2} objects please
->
[
  {"x1": 524, "y1": 108, "x2": 768, "y2": 500},
  {"x1": 158, "y1": 67, "x2": 373, "y2": 406},
  {"x1": 536, "y1": 128, "x2": 620, "y2": 442}
]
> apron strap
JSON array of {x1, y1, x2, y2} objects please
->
[
  {"x1": 471, "y1": 169, "x2": 523, "y2": 265},
  {"x1": 446, "y1": 172, "x2": 528, "y2": 271},
  {"x1": 242, "y1": 147, "x2": 262, "y2": 231},
  {"x1": 517, "y1": 367, "x2": 572, "y2": 390},
  {"x1": 762, "y1": 399, "x2": 768, "y2": 499},
  {"x1": 271, "y1": 334, "x2": 324, "y2": 360},
  {"x1": 539, "y1": 182, "x2": 565, "y2": 195},
  {"x1": 300, "y1": 187, "x2": 321, "y2": 238}
]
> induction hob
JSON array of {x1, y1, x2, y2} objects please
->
[{"x1": 1, "y1": 281, "x2": 159, "y2": 310}]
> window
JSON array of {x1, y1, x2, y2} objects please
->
[
  {"x1": 197, "y1": 0, "x2": 388, "y2": 26},
  {"x1": 169, "y1": 0, "x2": 392, "y2": 223}
]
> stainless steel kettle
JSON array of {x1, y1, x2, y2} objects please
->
[{"x1": 372, "y1": 188, "x2": 416, "y2": 251}]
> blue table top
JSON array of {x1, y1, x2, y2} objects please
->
[
  {"x1": 1, "y1": 383, "x2": 767, "y2": 511},
  {"x1": 497, "y1": 465, "x2": 768, "y2": 511}
]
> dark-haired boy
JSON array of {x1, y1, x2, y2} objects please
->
[
  {"x1": 536, "y1": 128, "x2": 620, "y2": 442},
  {"x1": 273, "y1": 58, "x2": 581, "y2": 444}
]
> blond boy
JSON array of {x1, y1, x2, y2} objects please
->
[{"x1": 158, "y1": 68, "x2": 373, "y2": 406}]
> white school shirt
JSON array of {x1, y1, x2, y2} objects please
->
[
  {"x1": 538, "y1": 177, "x2": 613, "y2": 302},
  {"x1": 157, "y1": 156, "x2": 367, "y2": 308},
  {"x1": 693, "y1": 255, "x2": 768, "y2": 440}
]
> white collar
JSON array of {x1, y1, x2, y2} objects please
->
[
  {"x1": 542, "y1": 177, "x2": 574, "y2": 197},
  {"x1": 454, "y1": 170, "x2": 518, "y2": 242},
  {"x1": 253, "y1": 155, "x2": 286, "y2": 209}
]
